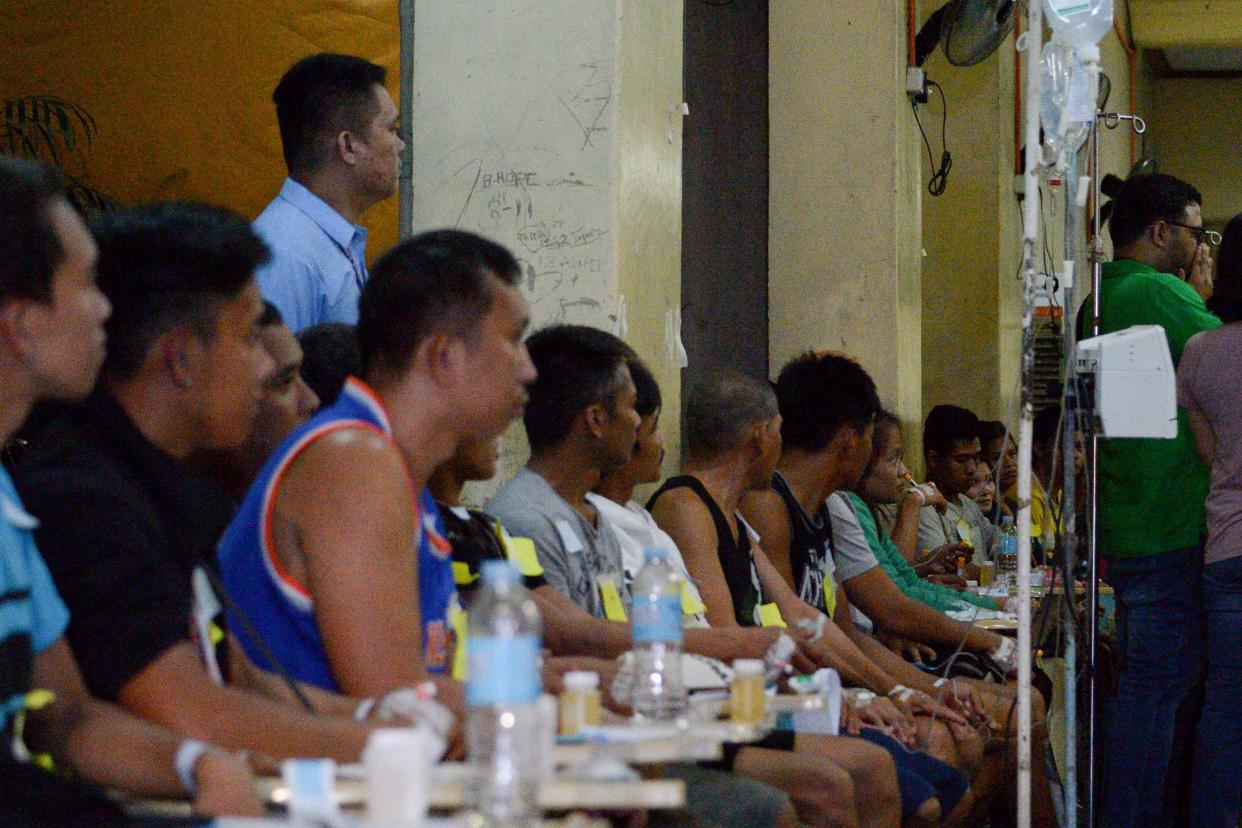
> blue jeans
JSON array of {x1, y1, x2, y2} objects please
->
[
  {"x1": 1100, "y1": 546, "x2": 1204, "y2": 828},
  {"x1": 1189, "y1": 555, "x2": 1242, "y2": 827}
]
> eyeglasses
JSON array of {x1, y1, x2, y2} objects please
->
[{"x1": 1167, "y1": 221, "x2": 1223, "y2": 247}]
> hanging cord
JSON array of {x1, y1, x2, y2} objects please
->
[
  {"x1": 201, "y1": 564, "x2": 318, "y2": 715},
  {"x1": 913, "y1": 79, "x2": 952, "y2": 196}
]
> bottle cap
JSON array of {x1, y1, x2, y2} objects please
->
[
  {"x1": 1002, "y1": 515, "x2": 1015, "y2": 526},
  {"x1": 480, "y1": 560, "x2": 521, "y2": 586},
  {"x1": 732, "y1": 659, "x2": 764, "y2": 676},
  {"x1": 643, "y1": 546, "x2": 668, "y2": 563},
  {"x1": 563, "y1": 670, "x2": 600, "y2": 690}
]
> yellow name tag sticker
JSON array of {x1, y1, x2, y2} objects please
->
[
  {"x1": 680, "y1": 582, "x2": 707, "y2": 616},
  {"x1": 823, "y1": 579, "x2": 838, "y2": 620},
  {"x1": 955, "y1": 519, "x2": 974, "y2": 548},
  {"x1": 758, "y1": 603, "x2": 787, "y2": 628},
  {"x1": 503, "y1": 536, "x2": 544, "y2": 577},
  {"x1": 599, "y1": 576, "x2": 628, "y2": 622},
  {"x1": 452, "y1": 561, "x2": 479, "y2": 586},
  {"x1": 449, "y1": 607, "x2": 469, "y2": 681}
]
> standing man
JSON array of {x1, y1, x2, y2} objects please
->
[
  {"x1": 1089, "y1": 174, "x2": 1221, "y2": 827},
  {"x1": 254, "y1": 53, "x2": 403, "y2": 331}
]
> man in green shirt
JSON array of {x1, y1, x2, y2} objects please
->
[{"x1": 1085, "y1": 174, "x2": 1220, "y2": 827}]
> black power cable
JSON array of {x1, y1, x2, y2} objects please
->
[{"x1": 913, "y1": 79, "x2": 952, "y2": 196}]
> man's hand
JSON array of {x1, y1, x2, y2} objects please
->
[
  {"x1": 858, "y1": 696, "x2": 917, "y2": 747},
  {"x1": 191, "y1": 751, "x2": 264, "y2": 818},
  {"x1": 1179, "y1": 242, "x2": 1214, "y2": 302},
  {"x1": 882, "y1": 634, "x2": 936, "y2": 664}
]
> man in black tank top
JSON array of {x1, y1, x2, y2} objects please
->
[{"x1": 744, "y1": 351, "x2": 1059, "y2": 825}]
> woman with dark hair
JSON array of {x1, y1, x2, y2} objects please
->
[
  {"x1": 1177, "y1": 212, "x2": 1242, "y2": 825},
  {"x1": 1206, "y1": 213, "x2": 1242, "y2": 323}
]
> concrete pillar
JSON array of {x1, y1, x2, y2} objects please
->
[
  {"x1": 410, "y1": 0, "x2": 683, "y2": 498},
  {"x1": 768, "y1": 0, "x2": 924, "y2": 450}
]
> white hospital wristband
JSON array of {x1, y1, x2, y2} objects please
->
[{"x1": 175, "y1": 739, "x2": 209, "y2": 794}]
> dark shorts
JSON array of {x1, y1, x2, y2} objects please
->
[
  {"x1": 701, "y1": 728, "x2": 798, "y2": 771},
  {"x1": 859, "y1": 728, "x2": 969, "y2": 820}
]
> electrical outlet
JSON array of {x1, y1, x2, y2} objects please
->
[{"x1": 905, "y1": 67, "x2": 929, "y2": 104}]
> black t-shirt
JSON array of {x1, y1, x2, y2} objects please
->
[
  {"x1": 15, "y1": 391, "x2": 235, "y2": 701},
  {"x1": 436, "y1": 502, "x2": 546, "y2": 604}
]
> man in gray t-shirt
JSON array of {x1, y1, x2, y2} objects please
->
[
  {"x1": 917, "y1": 494, "x2": 994, "y2": 566},
  {"x1": 487, "y1": 468, "x2": 629, "y2": 619}
]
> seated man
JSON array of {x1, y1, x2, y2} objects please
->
[
  {"x1": 196, "y1": 301, "x2": 320, "y2": 501},
  {"x1": 427, "y1": 436, "x2": 805, "y2": 828},
  {"x1": 588, "y1": 359, "x2": 709, "y2": 628},
  {"x1": 216, "y1": 230, "x2": 538, "y2": 743},
  {"x1": 743, "y1": 352, "x2": 1015, "y2": 676},
  {"x1": 16, "y1": 201, "x2": 374, "y2": 762},
  {"x1": 1001, "y1": 406, "x2": 1085, "y2": 561},
  {"x1": 0, "y1": 158, "x2": 259, "y2": 825},
  {"x1": 296, "y1": 322, "x2": 360, "y2": 406},
  {"x1": 856, "y1": 411, "x2": 1008, "y2": 616},
  {"x1": 489, "y1": 329, "x2": 905, "y2": 828},
  {"x1": 917, "y1": 405, "x2": 995, "y2": 568}
]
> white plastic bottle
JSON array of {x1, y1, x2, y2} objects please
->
[
  {"x1": 466, "y1": 561, "x2": 543, "y2": 826},
  {"x1": 630, "y1": 547, "x2": 687, "y2": 720},
  {"x1": 997, "y1": 515, "x2": 1020, "y2": 590}
]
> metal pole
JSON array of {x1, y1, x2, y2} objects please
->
[
  {"x1": 1086, "y1": 108, "x2": 1104, "y2": 828},
  {"x1": 1017, "y1": 3, "x2": 1043, "y2": 824},
  {"x1": 1062, "y1": 153, "x2": 1080, "y2": 826},
  {"x1": 397, "y1": 0, "x2": 414, "y2": 239}
]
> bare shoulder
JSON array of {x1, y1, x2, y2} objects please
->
[
  {"x1": 649, "y1": 486, "x2": 719, "y2": 553},
  {"x1": 738, "y1": 488, "x2": 785, "y2": 522}
]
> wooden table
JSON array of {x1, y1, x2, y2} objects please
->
[{"x1": 260, "y1": 762, "x2": 686, "y2": 811}]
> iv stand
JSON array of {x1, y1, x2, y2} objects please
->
[{"x1": 1084, "y1": 108, "x2": 1146, "y2": 828}]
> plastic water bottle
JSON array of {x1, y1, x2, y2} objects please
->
[
  {"x1": 997, "y1": 516, "x2": 1019, "y2": 590},
  {"x1": 466, "y1": 561, "x2": 543, "y2": 826},
  {"x1": 630, "y1": 547, "x2": 687, "y2": 720}
]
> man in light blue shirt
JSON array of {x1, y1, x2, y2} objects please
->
[{"x1": 254, "y1": 53, "x2": 404, "y2": 332}]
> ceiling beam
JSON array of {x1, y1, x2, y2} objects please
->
[{"x1": 1130, "y1": 0, "x2": 1242, "y2": 49}]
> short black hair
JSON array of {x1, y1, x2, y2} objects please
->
[
  {"x1": 1209, "y1": 212, "x2": 1242, "y2": 324},
  {"x1": 358, "y1": 229, "x2": 520, "y2": 380},
  {"x1": 976, "y1": 419, "x2": 1007, "y2": 447},
  {"x1": 923, "y1": 404, "x2": 981, "y2": 458},
  {"x1": 90, "y1": 202, "x2": 269, "y2": 380},
  {"x1": 260, "y1": 300, "x2": 283, "y2": 327},
  {"x1": 0, "y1": 157, "x2": 70, "y2": 303},
  {"x1": 297, "y1": 323, "x2": 361, "y2": 406},
  {"x1": 1109, "y1": 173, "x2": 1203, "y2": 249},
  {"x1": 630, "y1": 358, "x2": 662, "y2": 419},
  {"x1": 685, "y1": 373, "x2": 778, "y2": 460},
  {"x1": 523, "y1": 325, "x2": 635, "y2": 453},
  {"x1": 273, "y1": 53, "x2": 387, "y2": 175},
  {"x1": 775, "y1": 351, "x2": 878, "y2": 453}
]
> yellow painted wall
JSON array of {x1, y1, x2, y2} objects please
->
[
  {"x1": 0, "y1": 0, "x2": 401, "y2": 262},
  {"x1": 768, "y1": 0, "x2": 924, "y2": 461},
  {"x1": 921, "y1": 2, "x2": 1151, "y2": 430},
  {"x1": 1147, "y1": 76, "x2": 1242, "y2": 226}
]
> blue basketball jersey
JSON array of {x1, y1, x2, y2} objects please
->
[{"x1": 216, "y1": 377, "x2": 457, "y2": 691}]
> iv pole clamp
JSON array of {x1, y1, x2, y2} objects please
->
[{"x1": 1084, "y1": 105, "x2": 1145, "y2": 828}]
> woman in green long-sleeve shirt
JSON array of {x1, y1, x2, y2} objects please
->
[{"x1": 849, "y1": 411, "x2": 1004, "y2": 614}]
